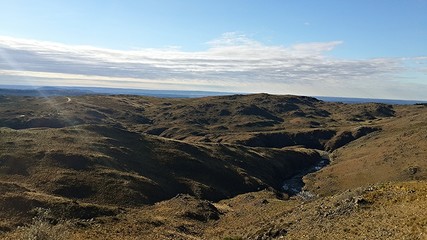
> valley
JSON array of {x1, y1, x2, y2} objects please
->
[{"x1": 0, "y1": 93, "x2": 426, "y2": 239}]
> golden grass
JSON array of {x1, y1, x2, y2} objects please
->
[{"x1": 1, "y1": 94, "x2": 426, "y2": 239}]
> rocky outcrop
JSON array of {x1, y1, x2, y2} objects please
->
[
  {"x1": 234, "y1": 129, "x2": 336, "y2": 150},
  {"x1": 325, "y1": 126, "x2": 381, "y2": 151}
]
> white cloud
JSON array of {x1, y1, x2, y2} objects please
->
[{"x1": 0, "y1": 33, "x2": 426, "y2": 100}]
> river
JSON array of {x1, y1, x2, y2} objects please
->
[{"x1": 282, "y1": 151, "x2": 330, "y2": 195}]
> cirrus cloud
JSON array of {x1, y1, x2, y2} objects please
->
[{"x1": 0, "y1": 32, "x2": 426, "y2": 100}]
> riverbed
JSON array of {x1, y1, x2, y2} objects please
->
[{"x1": 282, "y1": 151, "x2": 330, "y2": 195}]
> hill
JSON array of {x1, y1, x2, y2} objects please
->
[{"x1": 1, "y1": 93, "x2": 426, "y2": 239}]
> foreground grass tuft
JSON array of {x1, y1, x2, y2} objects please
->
[{"x1": 14, "y1": 208, "x2": 71, "y2": 240}]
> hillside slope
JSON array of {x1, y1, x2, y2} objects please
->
[
  {"x1": 1, "y1": 94, "x2": 426, "y2": 239},
  {"x1": 0, "y1": 124, "x2": 320, "y2": 205}
]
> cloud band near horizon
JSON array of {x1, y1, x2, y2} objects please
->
[{"x1": 0, "y1": 33, "x2": 426, "y2": 100}]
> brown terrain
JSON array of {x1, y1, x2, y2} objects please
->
[{"x1": 0, "y1": 93, "x2": 426, "y2": 239}]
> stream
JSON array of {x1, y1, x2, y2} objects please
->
[{"x1": 282, "y1": 151, "x2": 330, "y2": 195}]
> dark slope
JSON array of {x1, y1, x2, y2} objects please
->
[{"x1": 0, "y1": 125, "x2": 320, "y2": 207}]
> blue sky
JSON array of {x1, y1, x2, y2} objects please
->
[{"x1": 0, "y1": 0, "x2": 426, "y2": 99}]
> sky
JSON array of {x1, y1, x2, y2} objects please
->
[{"x1": 0, "y1": 0, "x2": 426, "y2": 100}]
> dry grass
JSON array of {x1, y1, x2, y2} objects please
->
[
  {"x1": 4, "y1": 208, "x2": 71, "y2": 240},
  {"x1": 1, "y1": 94, "x2": 427, "y2": 239}
]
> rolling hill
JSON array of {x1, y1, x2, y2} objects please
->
[{"x1": 1, "y1": 93, "x2": 426, "y2": 239}]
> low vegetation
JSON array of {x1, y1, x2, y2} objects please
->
[{"x1": 1, "y1": 93, "x2": 426, "y2": 239}]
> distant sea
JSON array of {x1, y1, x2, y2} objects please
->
[
  {"x1": 0, "y1": 85, "x2": 426, "y2": 105},
  {"x1": 0, "y1": 85, "x2": 233, "y2": 98},
  {"x1": 314, "y1": 96, "x2": 427, "y2": 105}
]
